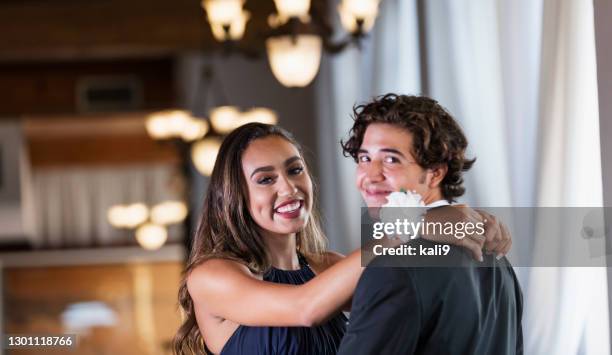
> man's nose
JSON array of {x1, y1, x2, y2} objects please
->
[
  {"x1": 364, "y1": 160, "x2": 385, "y2": 182},
  {"x1": 277, "y1": 174, "x2": 298, "y2": 196}
]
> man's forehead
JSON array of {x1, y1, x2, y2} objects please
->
[{"x1": 360, "y1": 123, "x2": 413, "y2": 151}]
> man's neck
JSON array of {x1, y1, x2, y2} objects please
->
[{"x1": 422, "y1": 189, "x2": 445, "y2": 205}]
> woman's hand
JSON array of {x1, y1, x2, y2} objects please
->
[
  {"x1": 475, "y1": 208, "x2": 512, "y2": 258},
  {"x1": 421, "y1": 205, "x2": 512, "y2": 261}
]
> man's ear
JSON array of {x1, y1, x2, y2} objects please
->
[{"x1": 428, "y1": 164, "x2": 448, "y2": 188}]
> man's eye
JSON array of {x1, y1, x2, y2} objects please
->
[
  {"x1": 289, "y1": 166, "x2": 304, "y2": 175},
  {"x1": 257, "y1": 176, "x2": 274, "y2": 185},
  {"x1": 358, "y1": 155, "x2": 370, "y2": 163},
  {"x1": 384, "y1": 156, "x2": 399, "y2": 163}
]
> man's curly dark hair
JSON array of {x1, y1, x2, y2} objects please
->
[{"x1": 341, "y1": 93, "x2": 476, "y2": 202}]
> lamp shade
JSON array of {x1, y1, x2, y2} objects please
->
[
  {"x1": 202, "y1": 0, "x2": 243, "y2": 25},
  {"x1": 146, "y1": 110, "x2": 208, "y2": 142},
  {"x1": 135, "y1": 223, "x2": 168, "y2": 250},
  {"x1": 273, "y1": 0, "x2": 310, "y2": 20},
  {"x1": 202, "y1": 0, "x2": 249, "y2": 41},
  {"x1": 338, "y1": 0, "x2": 380, "y2": 33},
  {"x1": 266, "y1": 35, "x2": 322, "y2": 87},
  {"x1": 151, "y1": 201, "x2": 188, "y2": 225},
  {"x1": 210, "y1": 106, "x2": 241, "y2": 134},
  {"x1": 242, "y1": 108, "x2": 278, "y2": 125},
  {"x1": 107, "y1": 203, "x2": 149, "y2": 229},
  {"x1": 209, "y1": 10, "x2": 250, "y2": 41},
  {"x1": 180, "y1": 118, "x2": 209, "y2": 142},
  {"x1": 145, "y1": 113, "x2": 173, "y2": 140},
  {"x1": 191, "y1": 137, "x2": 222, "y2": 176},
  {"x1": 146, "y1": 110, "x2": 191, "y2": 139}
]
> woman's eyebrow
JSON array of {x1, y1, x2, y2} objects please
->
[
  {"x1": 250, "y1": 156, "x2": 302, "y2": 177},
  {"x1": 284, "y1": 156, "x2": 302, "y2": 166},
  {"x1": 250, "y1": 165, "x2": 274, "y2": 178}
]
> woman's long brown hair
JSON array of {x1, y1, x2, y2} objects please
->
[{"x1": 173, "y1": 123, "x2": 327, "y2": 354}]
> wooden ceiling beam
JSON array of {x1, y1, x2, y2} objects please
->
[{"x1": 0, "y1": 0, "x2": 289, "y2": 61}]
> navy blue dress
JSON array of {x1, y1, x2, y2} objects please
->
[{"x1": 219, "y1": 254, "x2": 347, "y2": 355}]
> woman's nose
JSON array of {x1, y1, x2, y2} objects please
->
[{"x1": 277, "y1": 174, "x2": 298, "y2": 196}]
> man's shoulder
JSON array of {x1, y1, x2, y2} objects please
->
[{"x1": 355, "y1": 264, "x2": 417, "y2": 299}]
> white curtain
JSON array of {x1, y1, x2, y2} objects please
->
[
  {"x1": 525, "y1": 0, "x2": 608, "y2": 353},
  {"x1": 317, "y1": 0, "x2": 609, "y2": 353},
  {"x1": 315, "y1": 0, "x2": 420, "y2": 252},
  {"x1": 32, "y1": 165, "x2": 184, "y2": 248}
]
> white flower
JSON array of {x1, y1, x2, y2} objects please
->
[
  {"x1": 379, "y1": 190, "x2": 426, "y2": 242},
  {"x1": 383, "y1": 190, "x2": 425, "y2": 208}
]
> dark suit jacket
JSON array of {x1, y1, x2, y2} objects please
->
[{"x1": 337, "y1": 239, "x2": 523, "y2": 355}]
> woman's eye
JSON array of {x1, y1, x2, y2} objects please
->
[
  {"x1": 358, "y1": 155, "x2": 370, "y2": 163},
  {"x1": 289, "y1": 166, "x2": 304, "y2": 175},
  {"x1": 257, "y1": 176, "x2": 274, "y2": 185}
]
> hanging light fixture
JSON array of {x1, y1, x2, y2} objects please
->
[
  {"x1": 210, "y1": 106, "x2": 242, "y2": 134},
  {"x1": 107, "y1": 203, "x2": 149, "y2": 229},
  {"x1": 338, "y1": 0, "x2": 381, "y2": 33},
  {"x1": 191, "y1": 137, "x2": 223, "y2": 176},
  {"x1": 266, "y1": 35, "x2": 322, "y2": 88},
  {"x1": 145, "y1": 110, "x2": 209, "y2": 142},
  {"x1": 135, "y1": 223, "x2": 168, "y2": 250},
  {"x1": 107, "y1": 199, "x2": 189, "y2": 250},
  {"x1": 201, "y1": 0, "x2": 250, "y2": 41},
  {"x1": 200, "y1": 0, "x2": 381, "y2": 88},
  {"x1": 269, "y1": 0, "x2": 311, "y2": 25},
  {"x1": 145, "y1": 67, "x2": 279, "y2": 178},
  {"x1": 242, "y1": 107, "x2": 278, "y2": 125},
  {"x1": 150, "y1": 201, "x2": 188, "y2": 226}
]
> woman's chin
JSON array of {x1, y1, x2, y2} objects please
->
[{"x1": 270, "y1": 219, "x2": 307, "y2": 235}]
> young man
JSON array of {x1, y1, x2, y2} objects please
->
[{"x1": 337, "y1": 94, "x2": 523, "y2": 354}]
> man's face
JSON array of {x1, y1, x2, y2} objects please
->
[{"x1": 355, "y1": 123, "x2": 442, "y2": 208}]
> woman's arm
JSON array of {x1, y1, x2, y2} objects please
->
[
  {"x1": 187, "y1": 249, "x2": 362, "y2": 328},
  {"x1": 307, "y1": 251, "x2": 352, "y2": 312}
]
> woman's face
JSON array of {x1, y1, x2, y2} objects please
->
[{"x1": 241, "y1": 136, "x2": 313, "y2": 237}]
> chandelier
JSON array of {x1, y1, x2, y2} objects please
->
[
  {"x1": 145, "y1": 66, "x2": 278, "y2": 176},
  {"x1": 200, "y1": 0, "x2": 381, "y2": 87},
  {"x1": 107, "y1": 201, "x2": 188, "y2": 250}
]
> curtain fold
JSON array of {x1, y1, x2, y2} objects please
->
[
  {"x1": 315, "y1": 0, "x2": 420, "y2": 252},
  {"x1": 525, "y1": 0, "x2": 608, "y2": 353},
  {"x1": 316, "y1": 0, "x2": 609, "y2": 353},
  {"x1": 32, "y1": 165, "x2": 184, "y2": 248}
]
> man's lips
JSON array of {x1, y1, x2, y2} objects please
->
[{"x1": 364, "y1": 188, "x2": 393, "y2": 197}]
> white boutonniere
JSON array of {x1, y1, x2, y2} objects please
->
[{"x1": 379, "y1": 189, "x2": 427, "y2": 242}]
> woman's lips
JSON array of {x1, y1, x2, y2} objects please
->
[{"x1": 274, "y1": 200, "x2": 304, "y2": 219}]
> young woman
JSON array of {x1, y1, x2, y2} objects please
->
[{"x1": 174, "y1": 123, "x2": 508, "y2": 355}]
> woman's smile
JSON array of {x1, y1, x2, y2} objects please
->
[{"x1": 274, "y1": 199, "x2": 304, "y2": 219}]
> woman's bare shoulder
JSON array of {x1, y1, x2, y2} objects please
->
[{"x1": 187, "y1": 258, "x2": 254, "y2": 295}]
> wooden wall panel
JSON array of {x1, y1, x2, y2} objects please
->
[
  {"x1": 0, "y1": 58, "x2": 174, "y2": 116},
  {"x1": 4, "y1": 261, "x2": 183, "y2": 355}
]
